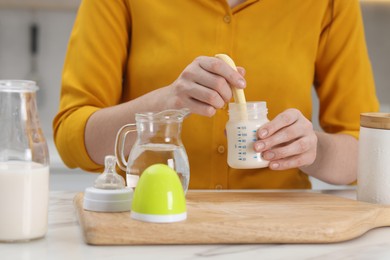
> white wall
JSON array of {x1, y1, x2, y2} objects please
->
[
  {"x1": 362, "y1": 4, "x2": 390, "y2": 110},
  {"x1": 0, "y1": 9, "x2": 75, "y2": 168},
  {"x1": 0, "y1": 4, "x2": 389, "y2": 189}
]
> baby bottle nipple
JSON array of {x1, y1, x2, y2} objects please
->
[
  {"x1": 94, "y1": 155, "x2": 125, "y2": 190},
  {"x1": 83, "y1": 155, "x2": 133, "y2": 212},
  {"x1": 215, "y1": 54, "x2": 247, "y2": 120}
]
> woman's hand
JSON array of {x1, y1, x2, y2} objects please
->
[
  {"x1": 85, "y1": 55, "x2": 246, "y2": 165},
  {"x1": 163, "y1": 56, "x2": 246, "y2": 117},
  {"x1": 254, "y1": 108, "x2": 318, "y2": 170}
]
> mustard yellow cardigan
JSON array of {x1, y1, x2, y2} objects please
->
[{"x1": 53, "y1": 0, "x2": 379, "y2": 189}]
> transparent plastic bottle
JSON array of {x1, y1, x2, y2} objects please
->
[{"x1": 226, "y1": 102, "x2": 270, "y2": 169}]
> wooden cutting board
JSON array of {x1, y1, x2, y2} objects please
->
[{"x1": 73, "y1": 191, "x2": 390, "y2": 245}]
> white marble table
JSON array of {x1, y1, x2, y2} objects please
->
[{"x1": 2, "y1": 190, "x2": 390, "y2": 260}]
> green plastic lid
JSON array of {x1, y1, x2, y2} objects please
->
[{"x1": 131, "y1": 164, "x2": 187, "y2": 223}]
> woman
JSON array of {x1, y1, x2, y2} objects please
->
[{"x1": 53, "y1": 0, "x2": 379, "y2": 189}]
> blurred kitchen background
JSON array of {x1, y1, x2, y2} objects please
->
[{"x1": 0, "y1": 0, "x2": 389, "y2": 190}]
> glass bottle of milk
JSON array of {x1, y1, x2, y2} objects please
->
[
  {"x1": 0, "y1": 80, "x2": 50, "y2": 242},
  {"x1": 226, "y1": 102, "x2": 270, "y2": 169}
]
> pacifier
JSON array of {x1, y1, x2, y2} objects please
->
[{"x1": 83, "y1": 155, "x2": 133, "y2": 212}]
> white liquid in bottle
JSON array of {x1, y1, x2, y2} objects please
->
[
  {"x1": 0, "y1": 161, "x2": 49, "y2": 241},
  {"x1": 226, "y1": 102, "x2": 270, "y2": 169}
]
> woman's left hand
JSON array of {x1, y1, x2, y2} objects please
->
[{"x1": 254, "y1": 108, "x2": 318, "y2": 170}]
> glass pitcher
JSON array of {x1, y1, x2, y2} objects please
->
[
  {"x1": 0, "y1": 80, "x2": 50, "y2": 242},
  {"x1": 115, "y1": 109, "x2": 190, "y2": 193}
]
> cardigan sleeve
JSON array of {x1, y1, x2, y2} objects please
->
[
  {"x1": 314, "y1": 0, "x2": 379, "y2": 139},
  {"x1": 53, "y1": 0, "x2": 131, "y2": 171}
]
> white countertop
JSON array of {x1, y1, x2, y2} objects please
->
[{"x1": 1, "y1": 189, "x2": 390, "y2": 260}]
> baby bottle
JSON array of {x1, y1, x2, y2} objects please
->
[{"x1": 226, "y1": 102, "x2": 270, "y2": 169}]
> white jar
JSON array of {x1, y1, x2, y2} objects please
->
[
  {"x1": 226, "y1": 102, "x2": 270, "y2": 169},
  {"x1": 357, "y1": 113, "x2": 390, "y2": 205}
]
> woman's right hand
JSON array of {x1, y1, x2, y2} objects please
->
[
  {"x1": 85, "y1": 56, "x2": 246, "y2": 165},
  {"x1": 162, "y1": 56, "x2": 246, "y2": 117}
]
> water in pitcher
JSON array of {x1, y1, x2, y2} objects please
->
[{"x1": 126, "y1": 143, "x2": 190, "y2": 192}]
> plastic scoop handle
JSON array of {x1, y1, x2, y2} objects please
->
[{"x1": 215, "y1": 54, "x2": 246, "y2": 104}]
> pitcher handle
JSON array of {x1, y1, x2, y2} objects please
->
[{"x1": 115, "y1": 123, "x2": 137, "y2": 171}]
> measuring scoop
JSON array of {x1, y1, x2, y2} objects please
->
[{"x1": 215, "y1": 54, "x2": 247, "y2": 120}]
